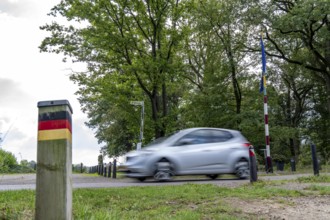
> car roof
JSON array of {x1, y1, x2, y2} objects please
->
[
  {"x1": 178, "y1": 127, "x2": 240, "y2": 134},
  {"x1": 173, "y1": 127, "x2": 244, "y2": 138}
]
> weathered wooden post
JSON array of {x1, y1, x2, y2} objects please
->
[{"x1": 35, "y1": 100, "x2": 73, "y2": 220}]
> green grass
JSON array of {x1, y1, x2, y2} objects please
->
[
  {"x1": 296, "y1": 174, "x2": 330, "y2": 183},
  {"x1": 0, "y1": 175, "x2": 329, "y2": 220}
]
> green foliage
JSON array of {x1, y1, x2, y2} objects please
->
[
  {"x1": 298, "y1": 145, "x2": 313, "y2": 167},
  {"x1": 296, "y1": 175, "x2": 330, "y2": 183},
  {"x1": 0, "y1": 149, "x2": 17, "y2": 173},
  {"x1": 7, "y1": 165, "x2": 35, "y2": 174}
]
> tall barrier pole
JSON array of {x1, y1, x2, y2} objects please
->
[
  {"x1": 260, "y1": 36, "x2": 273, "y2": 173},
  {"x1": 35, "y1": 100, "x2": 73, "y2": 220}
]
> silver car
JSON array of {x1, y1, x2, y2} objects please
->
[{"x1": 121, "y1": 127, "x2": 251, "y2": 181}]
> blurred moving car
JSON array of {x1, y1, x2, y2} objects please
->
[{"x1": 121, "y1": 127, "x2": 252, "y2": 181}]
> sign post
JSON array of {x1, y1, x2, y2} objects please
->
[{"x1": 130, "y1": 101, "x2": 144, "y2": 150}]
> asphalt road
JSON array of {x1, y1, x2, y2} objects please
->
[{"x1": 0, "y1": 172, "x2": 317, "y2": 191}]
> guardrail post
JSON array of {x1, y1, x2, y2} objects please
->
[{"x1": 35, "y1": 100, "x2": 73, "y2": 220}]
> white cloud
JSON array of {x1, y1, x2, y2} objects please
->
[{"x1": 0, "y1": 0, "x2": 102, "y2": 166}]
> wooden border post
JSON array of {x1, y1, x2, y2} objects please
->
[{"x1": 35, "y1": 100, "x2": 73, "y2": 220}]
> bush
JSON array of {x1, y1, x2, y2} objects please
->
[
  {"x1": 0, "y1": 149, "x2": 17, "y2": 173},
  {"x1": 8, "y1": 165, "x2": 35, "y2": 173}
]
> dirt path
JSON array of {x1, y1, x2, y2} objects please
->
[
  {"x1": 227, "y1": 179, "x2": 330, "y2": 220},
  {"x1": 228, "y1": 195, "x2": 330, "y2": 220}
]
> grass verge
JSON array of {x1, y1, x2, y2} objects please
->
[{"x1": 0, "y1": 174, "x2": 329, "y2": 220}]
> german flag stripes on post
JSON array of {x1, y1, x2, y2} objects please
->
[{"x1": 37, "y1": 101, "x2": 72, "y2": 142}]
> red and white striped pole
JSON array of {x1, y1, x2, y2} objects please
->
[
  {"x1": 264, "y1": 92, "x2": 272, "y2": 172},
  {"x1": 260, "y1": 36, "x2": 273, "y2": 173}
]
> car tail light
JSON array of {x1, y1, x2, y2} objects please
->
[{"x1": 243, "y1": 143, "x2": 251, "y2": 148}]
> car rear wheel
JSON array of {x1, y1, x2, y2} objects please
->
[
  {"x1": 153, "y1": 159, "x2": 174, "y2": 181},
  {"x1": 235, "y1": 159, "x2": 249, "y2": 179}
]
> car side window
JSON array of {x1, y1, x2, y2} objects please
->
[{"x1": 210, "y1": 130, "x2": 233, "y2": 142}]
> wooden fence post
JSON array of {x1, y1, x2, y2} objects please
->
[
  {"x1": 113, "y1": 159, "x2": 117, "y2": 179},
  {"x1": 104, "y1": 164, "x2": 107, "y2": 177},
  {"x1": 35, "y1": 100, "x2": 73, "y2": 220},
  {"x1": 108, "y1": 162, "x2": 112, "y2": 178}
]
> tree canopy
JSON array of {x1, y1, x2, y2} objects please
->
[{"x1": 40, "y1": 0, "x2": 330, "y2": 164}]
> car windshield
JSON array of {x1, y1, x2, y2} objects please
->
[{"x1": 145, "y1": 131, "x2": 180, "y2": 147}]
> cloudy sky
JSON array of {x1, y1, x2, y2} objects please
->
[{"x1": 0, "y1": 0, "x2": 104, "y2": 166}]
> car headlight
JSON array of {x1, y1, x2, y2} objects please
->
[{"x1": 126, "y1": 151, "x2": 153, "y2": 162}]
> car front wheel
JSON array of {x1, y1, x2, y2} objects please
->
[{"x1": 153, "y1": 159, "x2": 174, "y2": 181}]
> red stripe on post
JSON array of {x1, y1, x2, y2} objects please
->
[
  {"x1": 264, "y1": 96, "x2": 268, "y2": 103},
  {"x1": 265, "y1": 136, "x2": 270, "y2": 145},
  {"x1": 38, "y1": 119, "x2": 72, "y2": 133},
  {"x1": 264, "y1": 114, "x2": 268, "y2": 124}
]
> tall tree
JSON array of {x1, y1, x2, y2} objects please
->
[
  {"x1": 274, "y1": 63, "x2": 314, "y2": 162},
  {"x1": 260, "y1": 0, "x2": 330, "y2": 136},
  {"x1": 40, "y1": 0, "x2": 189, "y2": 141},
  {"x1": 181, "y1": 0, "x2": 252, "y2": 129}
]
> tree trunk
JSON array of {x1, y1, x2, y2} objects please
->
[{"x1": 149, "y1": 87, "x2": 167, "y2": 139}]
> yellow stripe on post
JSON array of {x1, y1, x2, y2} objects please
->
[{"x1": 38, "y1": 129, "x2": 72, "y2": 142}]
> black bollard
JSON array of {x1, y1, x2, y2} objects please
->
[
  {"x1": 311, "y1": 144, "x2": 319, "y2": 176},
  {"x1": 104, "y1": 165, "x2": 107, "y2": 177},
  {"x1": 266, "y1": 156, "x2": 273, "y2": 173},
  {"x1": 113, "y1": 159, "x2": 117, "y2": 179},
  {"x1": 290, "y1": 158, "x2": 296, "y2": 172},
  {"x1": 108, "y1": 163, "x2": 112, "y2": 178},
  {"x1": 249, "y1": 146, "x2": 258, "y2": 183}
]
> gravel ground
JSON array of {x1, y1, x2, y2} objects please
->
[
  {"x1": 228, "y1": 195, "x2": 330, "y2": 220},
  {"x1": 227, "y1": 176, "x2": 330, "y2": 220}
]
